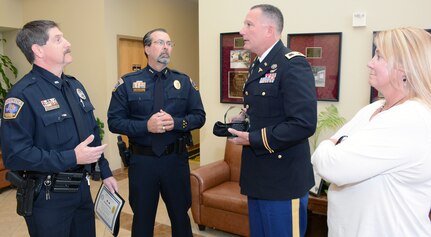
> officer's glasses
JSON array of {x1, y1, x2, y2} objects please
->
[{"x1": 152, "y1": 40, "x2": 175, "y2": 48}]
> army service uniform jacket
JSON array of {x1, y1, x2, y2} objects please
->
[
  {"x1": 107, "y1": 66, "x2": 205, "y2": 146},
  {"x1": 1, "y1": 64, "x2": 113, "y2": 178},
  {"x1": 241, "y1": 40, "x2": 317, "y2": 200}
]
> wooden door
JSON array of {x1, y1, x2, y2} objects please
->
[{"x1": 118, "y1": 36, "x2": 147, "y2": 78}]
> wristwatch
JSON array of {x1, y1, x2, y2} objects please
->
[{"x1": 335, "y1": 135, "x2": 348, "y2": 145}]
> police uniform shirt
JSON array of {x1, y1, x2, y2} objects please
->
[
  {"x1": 1, "y1": 64, "x2": 113, "y2": 178},
  {"x1": 107, "y1": 66, "x2": 205, "y2": 146},
  {"x1": 241, "y1": 40, "x2": 317, "y2": 200}
]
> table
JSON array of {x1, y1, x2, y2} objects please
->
[{"x1": 308, "y1": 193, "x2": 327, "y2": 216}]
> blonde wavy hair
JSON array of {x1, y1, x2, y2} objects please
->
[{"x1": 374, "y1": 27, "x2": 431, "y2": 107}]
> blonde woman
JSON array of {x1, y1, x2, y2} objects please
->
[{"x1": 312, "y1": 27, "x2": 431, "y2": 237}]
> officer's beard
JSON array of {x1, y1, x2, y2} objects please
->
[{"x1": 157, "y1": 53, "x2": 170, "y2": 65}]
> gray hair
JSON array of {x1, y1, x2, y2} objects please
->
[
  {"x1": 16, "y1": 20, "x2": 59, "y2": 63},
  {"x1": 251, "y1": 4, "x2": 284, "y2": 35},
  {"x1": 142, "y1": 28, "x2": 168, "y2": 58}
]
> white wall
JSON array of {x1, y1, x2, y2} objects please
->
[{"x1": 199, "y1": 0, "x2": 431, "y2": 165}]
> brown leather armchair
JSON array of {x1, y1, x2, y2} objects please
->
[{"x1": 190, "y1": 140, "x2": 249, "y2": 236}]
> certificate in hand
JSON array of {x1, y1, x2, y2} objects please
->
[{"x1": 94, "y1": 184, "x2": 125, "y2": 236}]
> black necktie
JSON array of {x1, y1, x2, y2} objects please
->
[
  {"x1": 62, "y1": 79, "x2": 91, "y2": 171},
  {"x1": 153, "y1": 72, "x2": 164, "y2": 112},
  {"x1": 152, "y1": 72, "x2": 165, "y2": 156},
  {"x1": 62, "y1": 80, "x2": 89, "y2": 141},
  {"x1": 251, "y1": 58, "x2": 260, "y2": 74}
]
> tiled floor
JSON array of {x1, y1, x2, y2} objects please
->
[{"x1": 0, "y1": 160, "x2": 239, "y2": 237}]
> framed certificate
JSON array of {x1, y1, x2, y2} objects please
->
[
  {"x1": 287, "y1": 32, "x2": 342, "y2": 101},
  {"x1": 220, "y1": 32, "x2": 257, "y2": 104},
  {"x1": 94, "y1": 184, "x2": 125, "y2": 236}
]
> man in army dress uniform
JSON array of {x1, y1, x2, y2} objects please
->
[
  {"x1": 228, "y1": 4, "x2": 317, "y2": 237},
  {"x1": 107, "y1": 28, "x2": 205, "y2": 237}
]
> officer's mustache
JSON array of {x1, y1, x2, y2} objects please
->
[
  {"x1": 64, "y1": 49, "x2": 71, "y2": 55},
  {"x1": 159, "y1": 52, "x2": 170, "y2": 58}
]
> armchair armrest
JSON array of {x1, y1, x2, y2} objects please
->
[
  {"x1": 190, "y1": 160, "x2": 230, "y2": 224},
  {"x1": 190, "y1": 160, "x2": 230, "y2": 192}
]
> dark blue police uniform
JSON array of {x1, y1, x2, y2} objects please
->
[
  {"x1": 241, "y1": 40, "x2": 317, "y2": 236},
  {"x1": 107, "y1": 66, "x2": 205, "y2": 237},
  {"x1": 1, "y1": 64, "x2": 113, "y2": 237}
]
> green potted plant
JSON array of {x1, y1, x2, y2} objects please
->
[
  {"x1": 310, "y1": 104, "x2": 346, "y2": 194},
  {"x1": 311, "y1": 104, "x2": 346, "y2": 151},
  {"x1": 0, "y1": 38, "x2": 18, "y2": 110},
  {"x1": 92, "y1": 117, "x2": 105, "y2": 181}
]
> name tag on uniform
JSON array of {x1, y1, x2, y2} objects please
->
[
  {"x1": 41, "y1": 98, "x2": 60, "y2": 111},
  {"x1": 259, "y1": 73, "x2": 276, "y2": 83},
  {"x1": 132, "y1": 81, "x2": 146, "y2": 92}
]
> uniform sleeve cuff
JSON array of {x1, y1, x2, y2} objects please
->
[{"x1": 60, "y1": 150, "x2": 78, "y2": 170}]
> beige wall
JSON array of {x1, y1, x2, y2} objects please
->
[
  {"x1": 0, "y1": 0, "x2": 199, "y2": 170},
  {"x1": 199, "y1": 0, "x2": 431, "y2": 165},
  {"x1": 2, "y1": 0, "x2": 430, "y2": 168},
  {"x1": 0, "y1": 0, "x2": 22, "y2": 30},
  {"x1": 103, "y1": 0, "x2": 199, "y2": 169}
]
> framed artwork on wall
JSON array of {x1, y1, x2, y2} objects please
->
[
  {"x1": 287, "y1": 32, "x2": 342, "y2": 101},
  {"x1": 220, "y1": 32, "x2": 257, "y2": 104},
  {"x1": 369, "y1": 28, "x2": 431, "y2": 103}
]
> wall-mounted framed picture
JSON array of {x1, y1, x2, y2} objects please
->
[
  {"x1": 220, "y1": 32, "x2": 257, "y2": 104},
  {"x1": 369, "y1": 28, "x2": 431, "y2": 103},
  {"x1": 287, "y1": 32, "x2": 342, "y2": 101}
]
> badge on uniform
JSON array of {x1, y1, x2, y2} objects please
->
[
  {"x1": 3, "y1": 97, "x2": 24, "y2": 119},
  {"x1": 259, "y1": 73, "x2": 276, "y2": 83},
  {"x1": 174, "y1": 80, "x2": 181, "y2": 90},
  {"x1": 41, "y1": 98, "x2": 60, "y2": 111},
  {"x1": 132, "y1": 81, "x2": 146, "y2": 92},
  {"x1": 76, "y1": 89, "x2": 86, "y2": 100},
  {"x1": 270, "y1": 64, "x2": 278, "y2": 73}
]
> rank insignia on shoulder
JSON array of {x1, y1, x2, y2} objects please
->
[
  {"x1": 3, "y1": 97, "x2": 24, "y2": 119},
  {"x1": 132, "y1": 80, "x2": 146, "y2": 92},
  {"x1": 285, "y1": 51, "x2": 305, "y2": 60},
  {"x1": 113, "y1": 78, "x2": 124, "y2": 92},
  {"x1": 190, "y1": 78, "x2": 198, "y2": 91}
]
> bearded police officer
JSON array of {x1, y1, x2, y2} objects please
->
[{"x1": 107, "y1": 28, "x2": 205, "y2": 237}]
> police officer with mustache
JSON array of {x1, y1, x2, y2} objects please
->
[{"x1": 1, "y1": 20, "x2": 118, "y2": 237}]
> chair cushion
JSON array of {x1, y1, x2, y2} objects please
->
[{"x1": 202, "y1": 181, "x2": 248, "y2": 215}]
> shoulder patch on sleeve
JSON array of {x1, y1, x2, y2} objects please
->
[
  {"x1": 189, "y1": 78, "x2": 199, "y2": 91},
  {"x1": 3, "y1": 97, "x2": 24, "y2": 119},
  {"x1": 113, "y1": 78, "x2": 124, "y2": 92},
  {"x1": 285, "y1": 51, "x2": 305, "y2": 60}
]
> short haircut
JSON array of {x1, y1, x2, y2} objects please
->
[
  {"x1": 142, "y1": 28, "x2": 168, "y2": 57},
  {"x1": 251, "y1": 4, "x2": 284, "y2": 35},
  {"x1": 16, "y1": 20, "x2": 58, "y2": 64}
]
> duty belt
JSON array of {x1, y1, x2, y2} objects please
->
[{"x1": 130, "y1": 143, "x2": 176, "y2": 156}]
